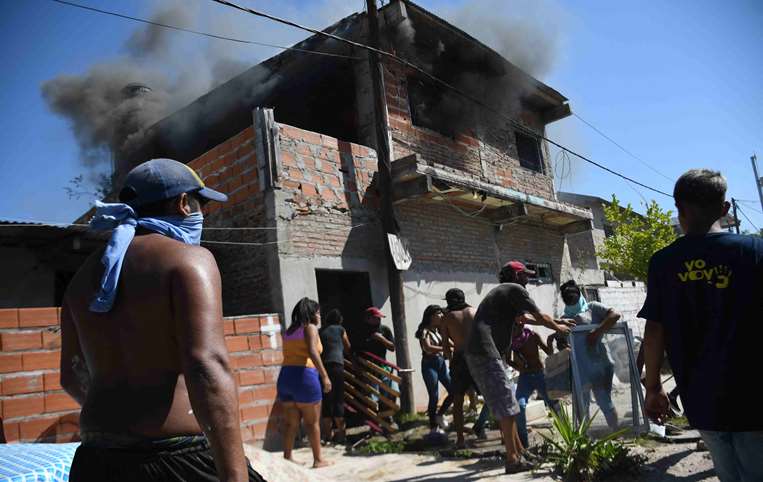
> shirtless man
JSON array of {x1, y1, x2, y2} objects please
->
[
  {"x1": 440, "y1": 288, "x2": 483, "y2": 447},
  {"x1": 61, "y1": 159, "x2": 263, "y2": 481},
  {"x1": 508, "y1": 318, "x2": 555, "y2": 448}
]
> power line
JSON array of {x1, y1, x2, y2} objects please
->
[
  {"x1": 48, "y1": 0, "x2": 361, "y2": 60},
  {"x1": 209, "y1": 0, "x2": 673, "y2": 199},
  {"x1": 572, "y1": 112, "x2": 674, "y2": 183},
  {"x1": 736, "y1": 200, "x2": 763, "y2": 215},
  {"x1": 736, "y1": 204, "x2": 760, "y2": 232}
]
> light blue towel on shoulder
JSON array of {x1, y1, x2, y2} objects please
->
[{"x1": 88, "y1": 201, "x2": 203, "y2": 313}]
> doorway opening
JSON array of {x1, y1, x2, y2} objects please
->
[{"x1": 315, "y1": 269, "x2": 373, "y2": 349}]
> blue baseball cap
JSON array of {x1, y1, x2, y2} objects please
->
[{"x1": 119, "y1": 158, "x2": 228, "y2": 207}]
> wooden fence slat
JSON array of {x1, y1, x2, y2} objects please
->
[{"x1": 357, "y1": 356, "x2": 403, "y2": 384}]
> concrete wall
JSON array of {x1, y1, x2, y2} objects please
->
[
  {"x1": 597, "y1": 283, "x2": 647, "y2": 338},
  {"x1": 0, "y1": 248, "x2": 56, "y2": 308}
]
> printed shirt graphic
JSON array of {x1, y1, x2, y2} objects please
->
[{"x1": 638, "y1": 232, "x2": 763, "y2": 431}]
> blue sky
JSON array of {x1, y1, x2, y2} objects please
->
[{"x1": 1, "y1": 0, "x2": 761, "y2": 230}]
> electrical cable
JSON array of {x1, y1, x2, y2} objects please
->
[
  {"x1": 735, "y1": 204, "x2": 760, "y2": 232},
  {"x1": 48, "y1": 0, "x2": 361, "y2": 60},
  {"x1": 209, "y1": 0, "x2": 674, "y2": 199},
  {"x1": 572, "y1": 112, "x2": 674, "y2": 183},
  {"x1": 736, "y1": 200, "x2": 763, "y2": 215}
]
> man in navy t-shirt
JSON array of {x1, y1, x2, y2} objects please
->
[{"x1": 639, "y1": 169, "x2": 762, "y2": 482}]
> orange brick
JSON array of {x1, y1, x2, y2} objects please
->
[
  {"x1": 234, "y1": 318, "x2": 259, "y2": 335},
  {"x1": 223, "y1": 320, "x2": 235, "y2": 335},
  {"x1": 0, "y1": 309, "x2": 19, "y2": 328},
  {"x1": 42, "y1": 330, "x2": 61, "y2": 349},
  {"x1": 240, "y1": 404, "x2": 268, "y2": 422},
  {"x1": 2, "y1": 420, "x2": 20, "y2": 442},
  {"x1": 0, "y1": 354, "x2": 22, "y2": 373},
  {"x1": 253, "y1": 384, "x2": 277, "y2": 401},
  {"x1": 301, "y1": 183, "x2": 317, "y2": 197},
  {"x1": 252, "y1": 421, "x2": 268, "y2": 439},
  {"x1": 18, "y1": 416, "x2": 59, "y2": 441},
  {"x1": 3, "y1": 394, "x2": 44, "y2": 419},
  {"x1": 239, "y1": 388, "x2": 255, "y2": 406},
  {"x1": 1, "y1": 374, "x2": 43, "y2": 395},
  {"x1": 44, "y1": 392, "x2": 80, "y2": 413},
  {"x1": 18, "y1": 308, "x2": 59, "y2": 327},
  {"x1": 238, "y1": 369, "x2": 265, "y2": 386},
  {"x1": 22, "y1": 350, "x2": 60, "y2": 370},
  {"x1": 230, "y1": 353, "x2": 262, "y2": 370},
  {"x1": 225, "y1": 336, "x2": 249, "y2": 353},
  {"x1": 44, "y1": 371, "x2": 62, "y2": 391},
  {"x1": 261, "y1": 350, "x2": 282, "y2": 366},
  {"x1": 248, "y1": 335, "x2": 263, "y2": 350},
  {"x1": 0, "y1": 331, "x2": 42, "y2": 351}
]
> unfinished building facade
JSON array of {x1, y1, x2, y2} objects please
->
[{"x1": 116, "y1": 1, "x2": 597, "y2": 406}]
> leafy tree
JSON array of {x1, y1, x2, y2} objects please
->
[
  {"x1": 65, "y1": 173, "x2": 115, "y2": 201},
  {"x1": 597, "y1": 195, "x2": 677, "y2": 281}
]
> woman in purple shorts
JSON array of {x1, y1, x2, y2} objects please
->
[{"x1": 277, "y1": 297, "x2": 332, "y2": 468}]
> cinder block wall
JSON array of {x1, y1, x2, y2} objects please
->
[
  {"x1": 276, "y1": 123, "x2": 384, "y2": 259},
  {"x1": 186, "y1": 127, "x2": 275, "y2": 316},
  {"x1": 1, "y1": 308, "x2": 284, "y2": 444}
]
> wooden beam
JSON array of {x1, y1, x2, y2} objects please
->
[
  {"x1": 357, "y1": 357, "x2": 403, "y2": 384},
  {"x1": 344, "y1": 382, "x2": 379, "y2": 412},
  {"x1": 392, "y1": 175, "x2": 432, "y2": 203},
  {"x1": 345, "y1": 392, "x2": 394, "y2": 431},
  {"x1": 486, "y1": 202, "x2": 528, "y2": 223},
  {"x1": 391, "y1": 153, "x2": 421, "y2": 182},
  {"x1": 344, "y1": 365, "x2": 400, "y2": 410}
]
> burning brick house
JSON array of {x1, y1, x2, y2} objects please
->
[{"x1": 98, "y1": 1, "x2": 598, "y2": 407}]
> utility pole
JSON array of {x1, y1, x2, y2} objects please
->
[
  {"x1": 365, "y1": 0, "x2": 414, "y2": 413},
  {"x1": 751, "y1": 154, "x2": 763, "y2": 215},
  {"x1": 731, "y1": 198, "x2": 740, "y2": 234}
]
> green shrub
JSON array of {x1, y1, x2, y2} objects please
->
[
  {"x1": 356, "y1": 439, "x2": 405, "y2": 455},
  {"x1": 540, "y1": 406, "x2": 644, "y2": 481}
]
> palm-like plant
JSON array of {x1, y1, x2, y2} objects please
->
[{"x1": 539, "y1": 406, "x2": 633, "y2": 481}]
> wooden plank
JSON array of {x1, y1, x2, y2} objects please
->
[
  {"x1": 344, "y1": 367, "x2": 400, "y2": 410},
  {"x1": 345, "y1": 392, "x2": 394, "y2": 431},
  {"x1": 361, "y1": 352, "x2": 403, "y2": 371},
  {"x1": 379, "y1": 409, "x2": 396, "y2": 418},
  {"x1": 344, "y1": 381, "x2": 379, "y2": 412},
  {"x1": 358, "y1": 369, "x2": 401, "y2": 399},
  {"x1": 358, "y1": 357, "x2": 402, "y2": 384}
]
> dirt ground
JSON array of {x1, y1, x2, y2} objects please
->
[{"x1": 246, "y1": 437, "x2": 717, "y2": 482}]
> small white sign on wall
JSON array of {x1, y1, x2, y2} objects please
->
[{"x1": 387, "y1": 233, "x2": 412, "y2": 271}]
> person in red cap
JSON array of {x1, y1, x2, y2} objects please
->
[
  {"x1": 465, "y1": 260, "x2": 573, "y2": 474},
  {"x1": 358, "y1": 307, "x2": 395, "y2": 360}
]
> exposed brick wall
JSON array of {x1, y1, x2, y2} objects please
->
[
  {"x1": 1, "y1": 308, "x2": 283, "y2": 444},
  {"x1": 276, "y1": 123, "x2": 385, "y2": 259},
  {"x1": 380, "y1": 59, "x2": 556, "y2": 200},
  {"x1": 0, "y1": 308, "x2": 78, "y2": 443},
  {"x1": 187, "y1": 127, "x2": 275, "y2": 316},
  {"x1": 396, "y1": 200, "x2": 566, "y2": 280}
]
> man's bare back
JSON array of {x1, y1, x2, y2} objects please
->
[
  {"x1": 442, "y1": 306, "x2": 476, "y2": 355},
  {"x1": 63, "y1": 232, "x2": 215, "y2": 437},
  {"x1": 509, "y1": 330, "x2": 550, "y2": 374}
]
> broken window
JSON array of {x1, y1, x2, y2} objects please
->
[
  {"x1": 407, "y1": 77, "x2": 457, "y2": 138},
  {"x1": 515, "y1": 131, "x2": 544, "y2": 173},
  {"x1": 525, "y1": 262, "x2": 552, "y2": 283}
]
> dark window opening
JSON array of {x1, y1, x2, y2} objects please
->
[
  {"x1": 407, "y1": 77, "x2": 457, "y2": 138},
  {"x1": 269, "y1": 59, "x2": 360, "y2": 144},
  {"x1": 315, "y1": 269, "x2": 373, "y2": 349},
  {"x1": 524, "y1": 262, "x2": 553, "y2": 283},
  {"x1": 515, "y1": 131, "x2": 544, "y2": 172}
]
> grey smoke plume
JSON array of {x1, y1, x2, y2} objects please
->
[
  {"x1": 41, "y1": 2, "x2": 250, "y2": 168},
  {"x1": 443, "y1": 0, "x2": 565, "y2": 79}
]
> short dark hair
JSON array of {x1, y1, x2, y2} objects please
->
[
  {"x1": 560, "y1": 280, "x2": 580, "y2": 304},
  {"x1": 673, "y1": 169, "x2": 727, "y2": 207},
  {"x1": 324, "y1": 308, "x2": 343, "y2": 326}
]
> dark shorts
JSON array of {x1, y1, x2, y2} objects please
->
[
  {"x1": 70, "y1": 435, "x2": 265, "y2": 481},
  {"x1": 450, "y1": 351, "x2": 476, "y2": 395},
  {"x1": 277, "y1": 365, "x2": 322, "y2": 404},
  {"x1": 321, "y1": 362, "x2": 345, "y2": 418}
]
